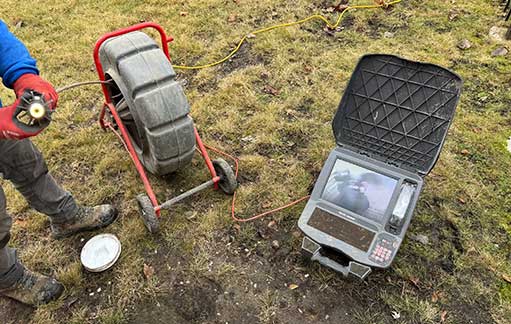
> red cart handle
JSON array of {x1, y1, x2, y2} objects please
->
[{"x1": 93, "y1": 22, "x2": 174, "y2": 104}]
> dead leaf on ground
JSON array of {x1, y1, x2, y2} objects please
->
[
  {"x1": 263, "y1": 85, "x2": 280, "y2": 96},
  {"x1": 286, "y1": 109, "x2": 300, "y2": 119},
  {"x1": 14, "y1": 218, "x2": 28, "y2": 228},
  {"x1": 334, "y1": 0, "x2": 350, "y2": 12},
  {"x1": 228, "y1": 14, "x2": 237, "y2": 23},
  {"x1": 262, "y1": 201, "x2": 273, "y2": 209},
  {"x1": 288, "y1": 283, "x2": 299, "y2": 290},
  {"x1": 14, "y1": 20, "x2": 24, "y2": 28},
  {"x1": 257, "y1": 229, "x2": 270, "y2": 239},
  {"x1": 502, "y1": 274, "x2": 511, "y2": 283},
  {"x1": 267, "y1": 220, "x2": 277, "y2": 229},
  {"x1": 448, "y1": 10, "x2": 459, "y2": 21},
  {"x1": 431, "y1": 291, "x2": 444, "y2": 303},
  {"x1": 440, "y1": 310, "x2": 448, "y2": 322},
  {"x1": 323, "y1": 26, "x2": 337, "y2": 35},
  {"x1": 143, "y1": 263, "x2": 155, "y2": 280},
  {"x1": 409, "y1": 276, "x2": 420, "y2": 288}
]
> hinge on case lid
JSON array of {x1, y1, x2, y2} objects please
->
[
  {"x1": 387, "y1": 160, "x2": 400, "y2": 168},
  {"x1": 358, "y1": 150, "x2": 370, "y2": 157}
]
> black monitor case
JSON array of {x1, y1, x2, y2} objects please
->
[{"x1": 298, "y1": 54, "x2": 463, "y2": 279}]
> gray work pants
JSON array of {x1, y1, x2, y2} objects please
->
[{"x1": 0, "y1": 139, "x2": 78, "y2": 289}]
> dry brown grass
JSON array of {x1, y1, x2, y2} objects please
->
[{"x1": 0, "y1": 0, "x2": 510, "y2": 323}]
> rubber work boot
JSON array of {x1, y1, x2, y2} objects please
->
[
  {"x1": 0, "y1": 268, "x2": 64, "y2": 306},
  {"x1": 51, "y1": 204, "x2": 118, "y2": 239}
]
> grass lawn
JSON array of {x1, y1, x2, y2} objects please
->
[{"x1": 0, "y1": 0, "x2": 510, "y2": 323}]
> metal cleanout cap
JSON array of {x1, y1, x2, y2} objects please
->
[{"x1": 80, "y1": 234, "x2": 121, "y2": 272}]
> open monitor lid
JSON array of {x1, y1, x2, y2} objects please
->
[{"x1": 332, "y1": 54, "x2": 462, "y2": 176}]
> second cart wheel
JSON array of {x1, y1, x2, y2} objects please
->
[
  {"x1": 212, "y1": 158, "x2": 237, "y2": 195},
  {"x1": 136, "y1": 194, "x2": 160, "y2": 234}
]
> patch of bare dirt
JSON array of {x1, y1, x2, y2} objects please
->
[{"x1": 0, "y1": 298, "x2": 33, "y2": 324}]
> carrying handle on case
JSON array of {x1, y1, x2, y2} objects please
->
[
  {"x1": 302, "y1": 236, "x2": 372, "y2": 279},
  {"x1": 311, "y1": 250, "x2": 350, "y2": 276}
]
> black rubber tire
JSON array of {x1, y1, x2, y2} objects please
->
[
  {"x1": 99, "y1": 31, "x2": 195, "y2": 175},
  {"x1": 212, "y1": 158, "x2": 237, "y2": 195},
  {"x1": 136, "y1": 194, "x2": 160, "y2": 234}
]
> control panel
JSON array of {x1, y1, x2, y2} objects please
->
[{"x1": 369, "y1": 234, "x2": 398, "y2": 265}]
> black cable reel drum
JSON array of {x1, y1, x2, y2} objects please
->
[{"x1": 98, "y1": 31, "x2": 236, "y2": 232}]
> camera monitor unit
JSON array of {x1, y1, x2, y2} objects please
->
[{"x1": 298, "y1": 54, "x2": 462, "y2": 279}]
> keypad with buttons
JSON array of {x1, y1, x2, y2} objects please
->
[{"x1": 369, "y1": 236, "x2": 397, "y2": 264}]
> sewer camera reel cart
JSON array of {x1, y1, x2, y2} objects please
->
[{"x1": 91, "y1": 22, "x2": 237, "y2": 233}]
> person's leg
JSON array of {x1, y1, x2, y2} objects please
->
[
  {"x1": 0, "y1": 138, "x2": 78, "y2": 223},
  {"x1": 0, "y1": 186, "x2": 24, "y2": 290},
  {"x1": 0, "y1": 139, "x2": 117, "y2": 238},
  {"x1": 0, "y1": 138, "x2": 115, "y2": 306},
  {"x1": 0, "y1": 183, "x2": 63, "y2": 306}
]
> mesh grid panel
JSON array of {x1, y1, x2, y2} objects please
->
[{"x1": 333, "y1": 55, "x2": 462, "y2": 175}]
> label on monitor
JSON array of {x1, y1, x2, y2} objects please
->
[
  {"x1": 393, "y1": 182, "x2": 416, "y2": 218},
  {"x1": 389, "y1": 182, "x2": 416, "y2": 229}
]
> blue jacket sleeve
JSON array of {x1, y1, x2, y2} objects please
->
[{"x1": 0, "y1": 20, "x2": 39, "y2": 89}]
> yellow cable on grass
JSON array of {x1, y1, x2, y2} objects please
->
[{"x1": 172, "y1": 0, "x2": 402, "y2": 70}]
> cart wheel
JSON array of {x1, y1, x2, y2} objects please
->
[
  {"x1": 136, "y1": 194, "x2": 160, "y2": 234},
  {"x1": 99, "y1": 31, "x2": 195, "y2": 176},
  {"x1": 212, "y1": 158, "x2": 237, "y2": 195}
]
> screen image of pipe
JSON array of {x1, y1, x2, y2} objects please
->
[{"x1": 322, "y1": 159, "x2": 398, "y2": 223}]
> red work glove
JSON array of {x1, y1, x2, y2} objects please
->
[
  {"x1": 0, "y1": 98, "x2": 43, "y2": 139},
  {"x1": 13, "y1": 74, "x2": 58, "y2": 110}
]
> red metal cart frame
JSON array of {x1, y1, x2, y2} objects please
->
[{"x1": 92, "y1": 22, "x2": 220, "y2": 218}]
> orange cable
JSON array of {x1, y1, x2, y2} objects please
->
[{"x1": 204, "y1": 144, "x2": 310, "y2": 223}]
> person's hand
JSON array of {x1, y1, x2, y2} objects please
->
[
  {"x1": 0, "y1": 98, "x2": 43, "y2": 139},
  {"x1": 12, "y1": 74, "x2": 58, "y2": 110}
]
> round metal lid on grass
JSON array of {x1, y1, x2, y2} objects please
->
[{"x1": 80, "y1": 234, "x2": 121, "y2": 272}]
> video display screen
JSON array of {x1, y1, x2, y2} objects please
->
[{"x1": 322, "y1": 159, "x2": 398, "y2": 223}]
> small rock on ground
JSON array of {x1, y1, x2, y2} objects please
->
[
  {"x1": 457, "y1": 39, "x2": 471, "y2": 50},
  {"x1": 489, "y1": 26, "x2": 507, "y2": 42},
  {"x1": 409, "y1": 234, "x2": 429, "y2": 245},
  {"x1": 491, "y1": 47, "x2": 508, "y2": 57}
]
